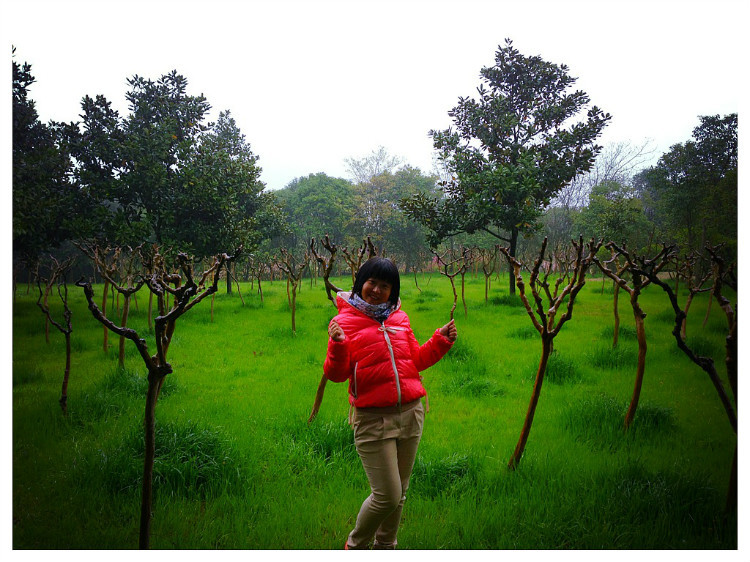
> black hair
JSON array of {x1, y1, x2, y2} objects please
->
[{"x1": 352, "y1": 257, "x2": 400, "y2": 305}]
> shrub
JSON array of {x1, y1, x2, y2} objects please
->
[
  {"x1": 589, "y1": 344, "x2": 637, "y2": 370},
  {"x1": 411, "y1": 453, "x2": 476, "y2": 498},
  {"x1": 563, "y1": 394, "x2": 676, "y2": 451},
  {"x1": 544, "y1": 352, "x2": 582, "y2": 385},
  {"x1": 74, "y1": 419, "x2": 244, "y2": 499}
]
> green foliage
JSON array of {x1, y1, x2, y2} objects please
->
[
  {"x1": 401, "y1": 38, "x2": 610, "y2": 291},
  {"x1": 574, "y1": 180, "x2": 650, "y2": 249},
  {"x1": 12, "y1": 55, "x2": 80, "y2": 264},
  {"x1": 634, "y1": 114, "x2": 737, "y2": 255}
]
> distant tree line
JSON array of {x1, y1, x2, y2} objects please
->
[{"x1": 13, "y1": 43, "x2": 736, "y2": 289}]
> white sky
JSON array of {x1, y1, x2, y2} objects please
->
[{"x1": 2, "y1": 0, "x2": 745, "y2": 191}]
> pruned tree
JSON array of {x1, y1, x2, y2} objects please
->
[
  {"x1": 341, "y1": 237, "x2": 376, "y2": 287},
  {"x1": 591, "y1": 241, "x2": 673, "y2": 430},
  {"x1": 36, "y1": 256, "x2": 75, "y2": 414},
  {"x1": 500, "y1": 236, "x2": 600, "y2": 469},
  {"x1": 478, "y1": 245, "x2": 500, "y2": 303},
  {"x1": 309, "y1": 235, "x2": 343, "y2": 305},
  {"x1": 79, "y1": 242, "x2": 146, "y2": 368},
  {"x1": 276, "y1": 248, "x2": 309, "y2": 334},
  {"x1": 599, "y1": 247, "x2": 628, "y2": 347},
  {"x1": 76, "y1": 247, "x2": 239, "y2": 549},
  {"x1": 432, "y1": 246, "x2": 472, "y2": 320},
  {"x1": 672, "y1": 250, "x2": 713, "y2": 340},
  {"x1": 627, "y1": 244, "x2": 736, "y2": 514}
]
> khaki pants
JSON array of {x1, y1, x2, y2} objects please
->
[{"x1": 346, "y1": 399, "x2": 425, "y2": 549}]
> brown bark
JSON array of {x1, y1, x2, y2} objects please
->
[
  {"x1": 119, "y1": 295, "x2": 130, "y2": 368},
  {"x1": 624, "y1": 299, "x2": 647, "y2": 430},
  {"x1": 78, "y1": 248, "x2": 239, "y2": 549},
  {"x1": 308, "y1": 374, "x2": 328, "y2": 424},
  {"x1": 59, "y1": 332, "x2": 71, "y2": 414},
  {"x1": 102, "y1": 279, "x2": 110, "y2": 351},
  {"x1": 509, "y1": 335, "x2": 552, "y2": 470},
  {"x1": 613, "y1": 284, "x2": 620, "y2": 347},
  {"x1": 501, "y1": 237, "x2": 599, "y2": 469},
  {"x1": 139, "y1": 374, "x2": 160, "y2": 549}
]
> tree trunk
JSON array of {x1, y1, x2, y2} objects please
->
[
  {"x1": 509, "y1": 335, "x2": 552, "y2": 470},
  {"x1": 624, "y1": 302, "x2": 647, "y2": 431},
  {"x1": 102, "y1": 279, "x2": 110, "y2": 351},
  {"x1": 139, "y1": 373, "x2": 161, "y2": 549},
  {"x1": 461, "y1": 273, "x2": 467, "y2": 318},
  {"x1": 613, "y1": 284, "x2": 620, "y2": 347},
  {"x1": 308, "y1": 374, "x2": 328, "y2": 424},
  {"x1": 448, "y1": 277, "x2": 458, "y2": 321},
  {"x1": 291, "y1": 283, "x2": 298, "y2": 334},
  {"x1": 681, "y1": 293, "x2": 695, "y2": 340},
  {"x1": 226, "y1": 264, "x2": 233, "y2": 294},
  {"x1": 119, "y1": 296, "x2": 130, "y2": 368},
  {"x1": 702, "y1": 292, "x2": 713, "y2": 328},
  {"x1": 508, "y1": 228, "x2": 518, "y2": 295},
  {"x1": 148, "y1": 292, "x2": 153, "y2": 332},
  {"x1": 59, "y1": 332, "x2": 71, "y2": 415}
]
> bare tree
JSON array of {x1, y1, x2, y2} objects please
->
[
  {"x1": 341, "y1": 237, "x2": 376, "y2": 287},
  {"x1": 79, "y1": 243, "x2": 146, "y2": 368},
  {"x1": 276, "y1": 248, "x2": 309, "y2": 334},
  {"x1": 77, "y1": 248, "x2": 238, "y2": 549},
  {"x1": 432, "y1": 247, "x2": 471, "y2": 320},
  {"x1": 344, "y1": 145, "x2": 403, "y2": 185},
  {"x1": 629, "y1": 244, "x2": 736, "y2": 514},
  {"x1": 478, "y1": 245, "x2": 500, "y2": 302},
  {"x1": 309, "y1": 236, "x2": 344, "y2": 305},
  {"x1": 500, "y1": 237, "x2": 600, "y2": 469},
  {"x1": 591, "y1": 241, "x2": 672, "y2": 430},
  {"x1": 553, "y1": 140, "x2": 657, "y2": 209},
  {"x1": 36, "y1": 256, "x2": 75, "y2": 414}
]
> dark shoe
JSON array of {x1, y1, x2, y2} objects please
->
[{"x1": 372, "y1": 542, "x2": 396, "y2": 550}]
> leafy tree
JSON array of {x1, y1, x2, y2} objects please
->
[
  {"x1": 120, "y1": 71, "x2": 212, "y2": 245},
  {"x1": 13, "y1": 54, "x2": 79, "y2": 267},
  {"x1": 574, "y1": 180, "x2": 650, "y2": 249},
  {"x1": 178, "y1": 110, "x2": 285, "y2": 258},
  {"x1": 351, "y1": 166, "x2": 436, "y2": 258},
  {"x1": 635, "y1": 114, "x2": 737, "y2": 255},
  {"x1": 275, "y1": 172, "x2": 357, "y2": 250},
  {"x1": 401, "y1": 39, "x2": 611, "y2": 293}
]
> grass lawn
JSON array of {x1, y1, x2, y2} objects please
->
[{"x1": 12, "y1": 270, "x2": 737, "y2": 549}]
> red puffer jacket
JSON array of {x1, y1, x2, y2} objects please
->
[{"x1": 324, "y1": 292, "x2": 454, "y2": 408}]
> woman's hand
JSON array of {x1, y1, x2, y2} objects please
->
[
  {"x1": 328, "y1": 320, "x2": 346, "y2": 342},
  {"x1": 439, "y1": 319, "x2": 457, "y2": 343}
]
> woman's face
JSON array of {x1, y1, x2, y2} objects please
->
[{"x1": 361, "y1": 278, "x2": 392, "y2": 305}]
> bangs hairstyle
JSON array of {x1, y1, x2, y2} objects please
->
[{"x1": 352, "y1": 257, "x2": 400, "y2": 305}]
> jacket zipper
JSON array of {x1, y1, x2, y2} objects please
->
[
  {"x1": 352, "y1": 362, "x2": 358, "y2": 399},
  {"x1": 380, "y1": 323, "x2": 402, "y2": 408}
]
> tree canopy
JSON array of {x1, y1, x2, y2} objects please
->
[{"x1": 401, "y1": 39, "x2": 611, "y2": 292}]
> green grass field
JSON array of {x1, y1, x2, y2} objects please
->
[{"x1": 12, "y1": 271, "x2": 737, "y2": 549}]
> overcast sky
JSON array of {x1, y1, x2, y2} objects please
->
[{"x1": 4, "y1": 0, "x2": 745, "y2": 191}]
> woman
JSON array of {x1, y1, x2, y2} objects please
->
[{"x1": 324, "y1": 257, "x2": 457, "y2": 549}]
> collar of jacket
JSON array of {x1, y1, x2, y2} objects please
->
[{"x1": 335, "y1": 291, "x2": 402, "y2": 321}]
